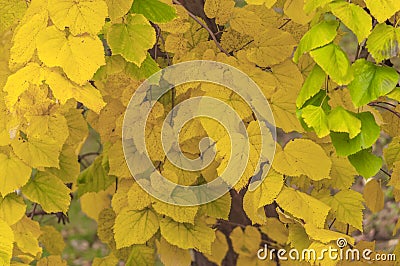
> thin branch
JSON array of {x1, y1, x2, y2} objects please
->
[
  {"x1": 172, "y1": 0, "x2": 229, "y2": 56},
  {"x1": 368, "y1": 102, "x2": 400, "y2": 119},
  {"x1": 30, "y1": 203, "x2": 38, "y2": 219},
  {"x1": 328, "y1": 218, "x2": 336, "y2": 229},
  {"x1": 278, "y1": 19, "x2": 291, "y2": 29},
  {"x1": 380, "y1": 168, "x2": 391, "y2": 177},
  {"x1": 371, "y1": 100, "x2": 397, "y2": 108}
]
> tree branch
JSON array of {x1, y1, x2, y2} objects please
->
[{"x1": 172, "y1": 0, "x2": 229, "y2": 56}]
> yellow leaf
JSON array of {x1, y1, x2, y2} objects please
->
[
  {"x1": 247, "y1": 28, "x2": 297, "y2": 67},
  {"x1": 11, "y1": 216, "x2": 42, "y2": 258},
  {"x1": 22, "y1": 172, "x2": 71, "y2": 213},
  {"x1": 97, "y1": 208, "x2": 116, "y2": 244},
  {"x1": 156, "y1": 237, "x2": 192, "y2": 266},
  {"x1": 383, "y1": 136, "x2": 400, "y2": 169},
  {"x1": 0, "y1": 152, "x2": 31, "y2": 196},
  {"x1": 37, "y1": 26, "x2": 105, "y2": 85},
  {"x1": 9, "y1": 9, "x2": 47, "y2": 68},
  {"x1": 114, "y1": 207, "x2": 159, "y2": 248},
  {"x1": 204, "y1": 231, "x2": 229, "y2": 265},
  {"x1": 105, "y1": 0, "x2": 133, "y2": 22},
  {"x1": 363, "y1": 179, "x2": 384, "y2": 213},
  {"x1": 328, "y1": 156, "x2": 357, "y2": 190},
  {"x1": 111, "y1": 179, "x2": 133, "y2": 213},
  {"x1": 159, "y1": 216, "x2": 215, "y2": 254},
  {"x1": 273, "y1": 139, "x2": 332, "y2": 181},
  {"x1": 244, "y1": 169, "x2": 284, "y2": 217},
  {"x1": 3, "y1": 63, "x2": 45, "y2": 108},
  {"x1": 48, "y1": 0, "x2": 108, "y2": 35},
  {"x1": 364, "y1": 0, "x2": 400, "y2": 23},
  {"x1": 276, "y1": 187, "x2": 331, "y2": 228},
  {"x1": 204, "y1": 0, "x2": 235, "y2": 25},
  {"x1": 229, "y1": 8, "x2": 263, "y2": 37},
  {"x1": 39, "y1": 226, "x2": 65, "y2": 255},
  {"x1": 26, "y1": 113, "x2": 69, "y2": 146},
  {"x1": 201, "y1": 192, "x2": 231, "y2": 220},
  {"x1": 80, "y1": 191, "x2": 111, "y2": 221},
  {"x1": 45, "y1": 69, "x2": 106, "y2": 113},
  {"x1": 92, "y1": 254, "x2": 119, "y2": 266},
  {"x1": 0, "y1": 0, "x2": 27, "y2": 33},
  {"x1": 0, "y1": 193, "x2": 26, "y2": 225},
  {"x1": 127, "y1": 182, "x2": 152, "y2": 211},
  {"x1": 320, "y1": 190, "x2": 364, "y2": 231},
  {"x1": 11, "y1": 134, "x2": 61, "y2": 169},
  {"x1": 260, "y1": 217, "x2": 289, "y2": 244},
  {"x1": 153, "y1": 199, "x2": 198, "y2": 224},
  {"x1": 230, "y1": 226, "x2": 261, "y2": 256},
  {"x1": 246, "y1": 0, "x2": 277, "y2": 8},
  {"x1": 304, "y1": 223, "x2": 354, "y2": 244},
  {"x1": 37, "y1": 255, "x2": 67, "y2": 266},
  {"x1": 0, "y1": 218, "x2": 14, "y2": 266},
  {"x1": 389, "y1": 161, "x2": 400, "y2": 190},
  {"x1": 284, "y1": 0, "x2": 314, "y2": 25},
  {"x1": 269, "y1": 89, "x2": 304, "y2": 132}
]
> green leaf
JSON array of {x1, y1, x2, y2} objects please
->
[
  {"x1": 22, "y1": 172, "x2": 71, "y2": 213},
  {"x1": 320, "y1": 190, "x2": 364, "y2": 231},
  {"x1": 77, "y1": 155, "x2": 116, "y2": 196},
  {"x1": 276, "y1": 187, "x2": 330, "y2": 228},
  {"x1": 114, "y1": 207, "x2": 160, "y2": 249},
  {"x1": 131, "y1": 0, "x2": 177, "y2": 23},
  {"x1": 310, "y1": 43, "x2": 353, "y2": 85},
  {"x1": 301, "y1": 105, "x2": 330, "y2": 137},
  {"x1": 364, "y1": 0, "x2": 400, "y2": 23},
  {"x1": 304, "y1": 0, "x2": 333, "y2": 13},
  {"x1": 107, "y1": 14, "x2": 156, "y2": 66},
  {"x1": 328, "y1": 106, "x2": 361, "y2": 138},
  {"x1": 329, "y1": 1, "x2": 372, "y2": 42},
  {"x1": 159, "y1": 216, "x2": 215, "y2": 254},
  {"x1": 366, "y1": 24, "x2": 400, "y2": 63},
  {"x1": 331, "y1": 112, "x2": 380, "y2": 156},
  {"x1": 296, "y1": 64, "x2": 326, "y2": 108},
  {"x1": 348, "y1": 59, "x2": 399, "y2": 107},
  {"x1": 125, "y1": 54, "x2": 161, "y2": 80},
  {"x1": 348, "y1": 149, "x2": 382, "y2": 178},
  {"x1": 293, "y1": 20, "x2": 339, "y2": 63},
  {"x1": 0, "y1": 153, "x2": 31, "y2": 196}
]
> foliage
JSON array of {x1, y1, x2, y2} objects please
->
[{"x1": 0, "y1": 0, "x2": 400, "y2": 265}]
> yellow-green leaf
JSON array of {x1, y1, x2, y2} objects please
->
[
  {"x1": 39, "y1": 226, "x2": 66, "y2": 255},
  {"x1": 156, "y1": 237, "x2": 192, "y2": 266},
  {"x1": 22, "y1": 172, "x2": 71, "y2": 213},
  {"x1": 114, "y1": 207, "x2": 159, "y2": 248},
  {"x1": 301, "y1": 105, "x2": 330, "y2": 138},
  {"x1": 105, "y1": 0, "x2": 133, "y2": 22},
  {"x1": 328, "y1": 106, "x2": 361, "y2": 138},
  {"x1": 107, "y1": 14, "x2": 156, "y2": 66},
  {"x1": 0, "y1": 193, "x2": 26, "y2": 225}
]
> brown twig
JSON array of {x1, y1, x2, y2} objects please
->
[
  {"x1": 368, "y1": 102, "x2": 400, "y2": 119},
  {"x1": 172, "y1": 0, "x2": 229, "y2": 56}
]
